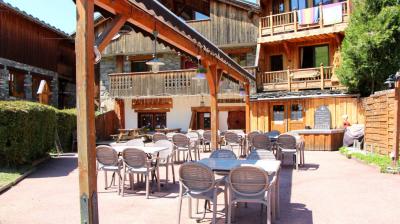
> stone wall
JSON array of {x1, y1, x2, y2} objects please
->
[
  {"x1": 246, "y1": 49, "x2": 256, "y2": 67},
  {"x1": 0, "y1": 57, "x2": 65, "y2": 107}
]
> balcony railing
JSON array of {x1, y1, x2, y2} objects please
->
[
  {"x1": 108, "y1": 67, "x2": 257, "y2": 98},
  {"x1": 257, "y1": 65, "x2": 338, "y2": 91},
  {"x1": 260, "y1": 1, "x2": 350, "y2": 37}
]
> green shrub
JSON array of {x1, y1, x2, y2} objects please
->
[
  {"x1": 55, "y1": 108, "x2": 77, "y2": 152},
  {"x1": 0, "y1": 101, "x2": 56, "y2": 166}
]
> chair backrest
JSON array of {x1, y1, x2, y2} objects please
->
[
  {"x1": 210, "y1": 149, "x2": 237, "y2": 159},
  {"x1": 154, "y1": 139, "x2": 174, "y2": 161},
  {"x1": 203, "y1": 130, "x2": 211, "y2": 142},
  {"x1": 224, "y1": 131, "x2": 240, "y2": 144},
  {"x1": 179, "y1": 162, "x2": 215, "y2": 193},
  {"x1": 252, "y1": 134, "x2": 272, "y2": 150},
  {"x1": 96, "y1": 145, "x2": 119, "y2": 166},
  {"x1": 247, "y1": 149, "x2": 276, "y2": 160},
  {"x1": 126, "y1": 139, "x2": 145, "y2": 147},
  {"x1": 277, "y1": 134, "x2": 297, "y2": 149},
  {"x1": 186, "y1": 131, "x2": 200, "y2": 141},
  {"x1": 153, "y1": 133, "x2": 168, "y2": 142},
  {"x1": 172, "y1": 133, "x2": 190, "y2": 148},
  {"x1": 122, "y1": 148, "x2": 147, "y2": 168},
  {"x1": 247, "y1": 131, "x2": 261, "y2": 146},
  {"x1": 229, "y1": 165, "x2": 269, "y2": 197},
  {"x1": 166, "y1": 132, "x2": 176, "y2": 139}
]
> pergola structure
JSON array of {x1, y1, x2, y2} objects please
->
[{"x1": 75, "y1": 0, "x2": 255, "y2": 223}]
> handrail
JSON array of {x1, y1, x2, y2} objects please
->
[{"x1": 260, "y1": 1, "x2": 350, "y2": 36}]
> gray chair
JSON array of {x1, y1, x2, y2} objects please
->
[
  {"x1": 96, "y1": 145, "x2": 122, "y2": 194},
  {"x1": 153, "y1": 133, "x2": 168, "y2": 143},
  {"x1": 202, "y1": 130, "x2": 212, "y2": 152},
  {"x1": 121, "y1": 148, "x2": 159, "y2": 198},
  {"x1": 247, "y1": 149, "x2": 276, "y2": 160},
  {"x1": 227, "y1": 165, "x2": 276, "y2": 224},
  {"x1": 209, "y1": 149, "x2": 237, "y2": 160},
  {"x1": 177, "y1": 162, "x2": 227, "y2": 224},
  {"x1": 224, "y1": 131, "x2": 244, "y2": 157},
  {"x1": 187, "y1": 131, "x2": 201, "y2": 160},
  {"x1": 173, "y1": 133, "x2": 193, "y2": 162},
  {"x1": 252, "y1": 134, "x2": 272, "y2": 151},
  {"x1": 277, "y1": 134, "x2": 299, "y2": 169},
  {"x1": 154, "y1": 140, "x2": 176, "y2": 186},
  {"x1": 246, "y1": 131, "x2": 261, "y2": 153}
]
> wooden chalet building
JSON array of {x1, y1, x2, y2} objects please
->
[
  {"x1": 96, "y1": 0, "x2": 260, "y2": 132},
  {"x1": 248, "y1": 0, "x2": 364, "y2": 150},
  {"x1": 0, "y1": 1, "x2": 76, "y2": 108}
]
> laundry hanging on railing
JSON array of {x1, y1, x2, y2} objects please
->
[
  {"x1": 322, "y1": 3, "x2": 343, "y2": 26},
  {"x1": 298, "y1": 7, "x2": 319, "y2": 25}
]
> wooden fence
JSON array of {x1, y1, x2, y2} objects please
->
[
  {"x1": 95, "y1": 110, "x2": 121, "y2": 140},
  {"x1": 361, "y1": 90, "x2": 397, "y2": 155}
]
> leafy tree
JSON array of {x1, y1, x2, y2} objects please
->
[{"x1": 337, "y1": 0, "x2": 400, "y2": 96}]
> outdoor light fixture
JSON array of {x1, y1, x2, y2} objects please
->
[
  {"x1": 111, "y1": 24, "x2": 133, "y2": 41},
  {"x1": 146, "y1": 30, "x2": 164, "y2": 73},
  {"x1": 193, "y1": 55, "x2": 207, "y2": 80},
  {"x1": 385, "y1": 74, "x2": 396, "y2": 89}
]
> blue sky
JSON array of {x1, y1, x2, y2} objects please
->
[{"x1": 3, "y1": 0, "x2": 257, "y2": 34}]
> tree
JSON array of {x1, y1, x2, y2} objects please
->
[{"x1": 336, "y1": 0, "x2": 400, "y2": 96}]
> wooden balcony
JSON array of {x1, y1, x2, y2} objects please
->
[
  {"x1": 257, "y1": 65, "x2": 340, "y2": 92},
  {"x1": 259, "y1": 1, "x2": 350, "y2": 43},
  {"x1": 109, "y1": 67, "x2": 257, "y2": 98}
]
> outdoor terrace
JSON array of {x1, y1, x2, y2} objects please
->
[
  {"x1": 259, "y1": 1, "x2": 350, "y2": 43},
  {"x1": 257, "y1": 65, "x2": 341, "y2": 92}
]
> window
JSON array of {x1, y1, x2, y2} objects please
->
[
  {"x1": 229, "y1": 53, "x2": 247, "y2": 67},
  {"x1": 290, "y1": 0, "x2": 308, "y2": 10},
  {"x1": 131, "y1": 61, "x2": 149, "y2": 72},
  {"x1": 270, "y1": 55, "x2": 284, "y2": 71},
  {"x1": 197, "y1": 112, "x2": 211, "y2": 129},
  {"x1": 300, "y1": 45, "x2": 329, "y2": 68},
  {"x1": 313, "y1": 0, "x2": 332, "y2": 6},
  {"x1": 291, "y1": 104, "x2": 303, "y2": 120},
  {"x1": 138, "y1": 112, "x2": 166, "y2": 130},
  {"x1": 273, "y1": 0, "x2": 285, "y2": 14},
  {"x1": 273, "y1": 105, "x2": 285, "y2": 123}
]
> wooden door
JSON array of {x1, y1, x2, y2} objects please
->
[
  {"x1": 270, "y1": 102, "x2": 287, "y2": 133},
  {"x1": 197, "y1": 112, "x2": 211, "y2": 130},
  {"x1": 288, "y1": 100, "x2": 305, "y2": 131},
  {"x1": 227, "y1": 111, "x2": 245, "y2": 130}
]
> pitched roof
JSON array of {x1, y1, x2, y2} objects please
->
[{"x1": 0, "y1": 0, "x2": 70, "y2": 38}]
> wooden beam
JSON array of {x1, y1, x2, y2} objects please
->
[
  {"x1": 116, "y1": 55, "x2": 124, "y2": 73},
  {"x1": 75, "y1": 0, "x2": 98, "y2": 223},
  {"x1": 95, "y1": 14, "x2": 127, "y2": 52},
  {"x1": 93, "y1": 0, "x2": 248, "y2": 84},
  {"x1": 205, "y1": 63, "x2": 219, "y2": 150},
  {"x1": 244, "y1": 82, "x2": 250, "y2": 133}
]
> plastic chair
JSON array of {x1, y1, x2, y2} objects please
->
[
  {"x1": 96, "y1": 145, "x2": 122, "y2": 194},
  {"x1": 177, "y1": 162, "x2": 227, "y2": 224},
  {"x1": 172, "y1": 133, "x2": 193, "y2": 162},
  {"x1": 277, "y1": 134, "x2": 299, "y2": 169},
  {"x1": 227, "y1": 165, "x2": 276, "y2": 224},
  {"x1": 209, "y1": 149, "x2": 237, "y2": 160},
  {"x1": 252, "y1": 134, "x2": 272, "y2": 151},
  {"x1": 154, "y1": 140, "x2": 176, "y2": 186},
  {"x1": 224, "y1": 131, "x2": 244, "y2": 157}
]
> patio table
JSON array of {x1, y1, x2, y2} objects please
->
[{"x1": 198, "y1": 158, "x2": 281, "y2": 221}]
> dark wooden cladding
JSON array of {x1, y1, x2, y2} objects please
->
[
  {"x1": 101, "y1": 0, "x2": 259, "y2": 56},
  {"x1": 0, "y1": 3, "x2": 75, "y2": 78}
]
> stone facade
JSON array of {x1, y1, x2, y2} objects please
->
[
  {"x1": 99, "y1": 57, "x2": 117, "y2": 111},
  {"x1": 24, "y1": 72, "x2": 32, "y2": 101},
  {"x1": 159, "y1": 53, "x2": 181, "y2": 70},
  {"x1": 50, "y1": 74, "x2": 58, "y2": 107},
  {"x1": 246, "y1": 49, "x2": 256, "y2": 67},
  {"x1": 0, "y1": 67, "x2": 9, "y2": 100}
]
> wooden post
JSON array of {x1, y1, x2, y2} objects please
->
[
  {"x1": 270, "y1": 11, "x2": 274, "y2": 36},
  {"x1": 75, "y1": 0, "x2": 98, "y2": 223},
  {"x1": 287, "y1": 66, "x2": 291, "y2": 91},
  {"x1": 319, "y1": 3, "x2": 324, "y2": 28},
  {"x1": 393, "y1": 80, "x2": 400, "y2": 167},
  {"x1": 320, "y1": 63, "x2": 324, "y2": 90},
  {"x1": 259, "y1": 17, "x2": 262, "y2": 38},
  {"x1": 245, "y1": 82, "x2": 251, "y2": 133},
  {"x1": 205, "y1": 63, "x2": 220, "y2": 150},
  {"x1": 347, "y1": 0, "x2": 351, "y2": 15},
  {"x1": 293, "y1": 10, "x2": 298, "y2": 32}
]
